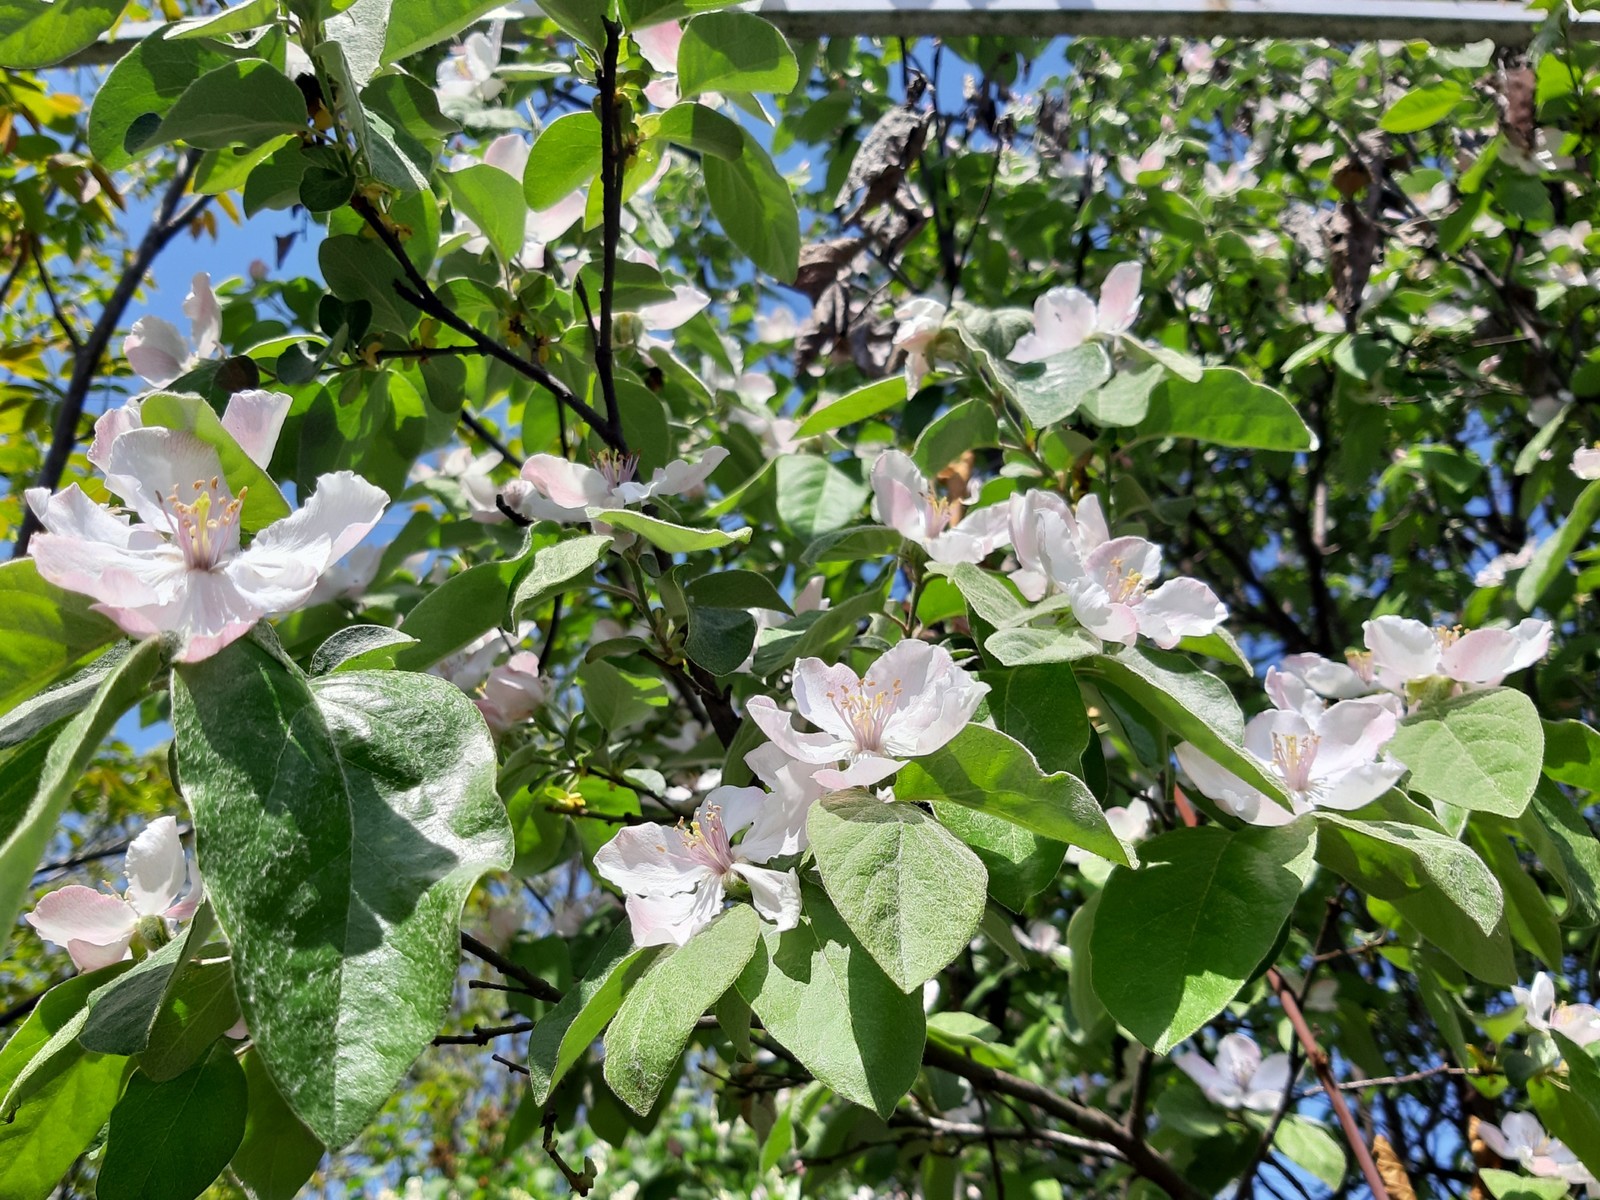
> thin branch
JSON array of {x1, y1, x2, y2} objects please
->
[
  {"x1": 460, "y1": 408, "x2": 523, "y2": 470},
  {"x1": 14, "y1": 151, "x2": 211, "y2": 557},
  {"x1": 593, "y1": 18, "x2": 627, "y2": 443},
  {"x1": 31, "y1": 241, "x2": 81, "y2": 351},
  {"x1": 459, "y1": 930, "x2": 563, "y2": 1003},
  {"x1": 433, "y1": 1020, "x2": 536, "y2": 1046}
]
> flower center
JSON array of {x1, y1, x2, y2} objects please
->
[
  {"x1": 1432, "y1": 623, "x2": 1466, "y2": 650},
  {"x1": 679, "y1": 805, "x2": 734, "y2": 873},
  {"x1": 1271, "y1": 731, "x2": 1321, "y2": 794},
  {"x1": 826, "y1": 678, "x2": 903, "y2": 753},
  {"x1": 594, "y1": 450, "x2": 640, "y2": 490},
  {"x1": 165, "y1": 477, "x2": 246, "y2": 571},
  {"x1": 1345, "y1": 649, "x2": 1375, "y2": 684},
  {"x1": 922, "y1": 490, "x2": 958, "y2": 534},
  {"x1": 1104, "y1": 556, "x2": 1148, "y2": 605}
]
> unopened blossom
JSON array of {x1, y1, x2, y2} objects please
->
[
  {"x1": 1174, "y1": 1034, "x2": 1292, "y2": 1112},
  {"x1": 453, "y1": 135, "x2": 583, "y2": 268},
  {"x1": 1478, "y1": 1113, "x2": 1596, "y2": 1185},
  {"x1": 27, "y1": 817, "x2": 202, "y2": 971},
  {"x1": 871, "y1": 451, "x2": 1009, "y2": 565},
  {"x1": 435, "y1": 23, "x2": 503, "y2": 106},
  {"x1": 27, "y1": 399, "x2": 387, "y2": 662},
  {"x1": 1176, "y1": 670, "x2": 1405, "y2": 827},
  {"x1": 476, "y1": 652, "x2": 550, "y2": 733},
  {"x1": 1008, "y1": 263, "x2": 1142, "y2": 364},
  {"x1": 594, "y1": 785, "x2": 803, "y2": 947},
  {"x1": 1067, "y1": 798, "x2": 1152, "y2": 866},
  {"x1": 501, "y1": 446, "x2": 729, "y2": 528},
  {"x1": 1363, "y1": 615, "x2": 1552, "y2": 696},
  {"x1": 892, "y1": 298, "x2": 947, "y2": 390},
  {"x1": 123, "y1": 272, "x2": 221, "y2": 387},
  {"x1": 1514, "y1": 973, "x2": 1600, "y2": 1048},
  {"x1": 746, "y1": 639, "x2": 987, "y2": 789},
  {"x1": 1575, "y1": 444, "x2": 1600, "y2": 480}
]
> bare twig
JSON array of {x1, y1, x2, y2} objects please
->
[{"x1": 459, "y1": 930, "x2": 563, "y2": 1003}]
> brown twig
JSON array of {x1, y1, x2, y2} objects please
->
[{"x1": 459, "y1": 930, "x2": 563, "y2": 1003}]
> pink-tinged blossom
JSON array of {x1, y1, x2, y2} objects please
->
[
  {"x1": 1008, "y1": 263, "x2": 1142, "y2": 364},
  {"x1": 1363, "y1": 615, "x2": 1552, "y2": 695},
  {"x1": 1174, "y1": 1034, "x2": 1292, "y2": 1112},
  {"x1": 1117, "y1": 147, "x2": 1167, "y2": 186},
  {"x1": 435, "y1": 24, "x2": 504, "y2": 105},
  {"x1": 27, "y1": 817, "x2": 202, "y2": 971},
  {"x1": 1478, "y1": 1114, "x2": 1597, "y2": 1185},
  {"x1": 453, "y1": 134, "x2": 585, "y2": 268},
  {"x1": 742, "y1": 741, "x2": 831, "y2": 858},
  {"x1": 1575, "y1": 445, "x2": 1600, "y2": 480},
  {"x1": 476, "y1": 652, "x2": 550, "y2": 733},
  {"x1": 1514, "y1": 973, "x2": 1600, "y2": 1048},
  {"x1": 26, "y1": 405, "x2": 387, "y2": 662},
  {"x1": 1007, "y1": 490, "x2": 1111, "y2": 601},
  {"x1": 90, "y1": 388, "x2": 291, "y2": 475},
  {"x1": 639, "y1": 284, "x2": 711, "y2": 332},
  {"x1": 414, "y1": 445, "x2": 506, "y2": 522},
  {"x1": 871, "y1": 451, "x2": 1010, "y2": 565},
  {"x1": 502, "y1": 446, "x2": 729, "y2": 528},
  {"x1": 746, "y1": 640, "x2": 987, "y2": 789},
  {"x1": 1176, "y1": 671, "x2": 1405, "y2": 827},
  {"x1": 593, "y1": 785, "x2": 803, "y2": 947},
  {"x1": 1066, "y1": 798, "x2": 1152, "y2": 866},
  {"x1": 1276, "y1": 651, "x2": 1379, "y2": 701},
  {"x1": 892, "y1": 298, "x2": 947, "y2": 390},
  {"x1": 123, "y1": 272, "x2": 223, "y2": 387}
]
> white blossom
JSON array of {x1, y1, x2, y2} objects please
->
[
  {"x1": 123, "y1": 272, "x2": 222, "y2": 388},
  {"x1": 1174, "y1": 1034, "x2": 1292, "y2": 1112},
  {"x1": 1008, "y1": 263, "x2": 1142, "y2": 363},
  {"x1": 871, "y1": 451, "x2": 1009, "y2": 565},
  {"x1": 1478, "y1": 1113, "x2": 1596, "y2": 1186}
]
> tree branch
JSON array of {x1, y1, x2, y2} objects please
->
[{"x1": 594, "y1": 18, "x2": 627, "y2": 443}]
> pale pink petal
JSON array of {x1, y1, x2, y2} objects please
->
[
  {"x1": 89, "y1": 402, "x2": 144, "y2": 470},
  {"x1": 1243, "y1": 1053, "x2": 1292, "y2": 1112},
  {"x1": 1008, "y1": 287, "x2": 1095, "y2": 363},
  {"x1": 1315, "y1": 760, "x2": 1406, "y2": 811},
  {"x1": 183, "y1": 272, "x2": 222, "y2": 360},
  {"x1": 124, "y1": 816, "x2": 188, "y2": 917},
  {"x1": 123, "y1": 316, "x2": 189, "y2": 387},
  {"x1": 624, "y1": 884, "x2": 723, "y2": 947},
  {"x1": 1278, "y1": 652, "x2": 1372, "y2": 699},
  {"x1": 1475, "y1": 1120, "x2": 1515, "y2": 1160},
  {"x1": 815, "y1": 754, "x2": 903, "y2": 790},
  {"x1": 526, "y1": 187, "x2": 586, "y2": 238},
  {"x1": 241, "y1": 470, "x2": 390, "y2": 581},
  {"x1": 103, "y1": 427, "x2": 228, "y2": 530},
  {"x1": 594, "y1": 823, "x2": 715, "y2": 897},
  {"x1": 1363, "y1": 616, "x2": 1441, "y2": 687},
  {"x1": 1174, "y1": 1050, "x2": 1239, "y2": 1107},
  {"x1": 746, "y1": 694, "x2": 850, "y2": 764},
  {"x1": 731, "y1": 863, "x2": 801, "y2": 931},
  {"x1": 789, "y1": 657, "x2": 870, "y2": 742},
  {"x1": 482, "y1": 133, "x2": 530, "y2": 178},
  {"x1": 1505, "y1": 618, "x2": 1553, "y2": 675},
  {"x1": 220, "y1": 390, "x2": 292, "y2": 470},
  {"x1": 520, "y1": 454, "x2": 613, "y2": 512},
  {"x1": 634, "y1": 21, "x2": 682, "y2": 73},
  {"x1": 1135, "y1": 578, "x2": 1226, "y2": 648},
  {"x1": 640, "y1": 285, "x2": 710, "y2": 331},
  {"x1": 646, "y1": 446, "x2": 729, "y2": 498},
  {"x1": 1067, "y1": 583, "x2": 1139, "y2": 645},
  {"x1": 123, "y1": 568, "x2": 279, "y2": 663},
  {"x1": 1574, "y1": 446, "x2": 1600, "y2": 479},
  {"x1": 1096, "y1": 262, "x2": 1143, "y2": 335},
  {"x1": 1175, "y1": 742, "x2": 1271, "y2": 818},
  {"x1": 27, "y1": 886, "x2": 136, "y2": 967}
]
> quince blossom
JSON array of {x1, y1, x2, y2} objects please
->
[
  {"x1": 123, "y1": 272, "x2": 221, "y2": 388},
  {"x1": 435, "y1": 23, "x2": 503, "y2": 106},
  {"x1": 1363, "y1": 615, "x2": 1552, "y2": 697},
  {"x1": 594, "y1": 784, "x2": 804, "y2": 947},
  {"x1": 414, "y1": 445, "x2": 506, "y2": 523},
  {"x1": 27, "y1": 817, "x2": 202, "y2": 971},
  {"x1": 1478, "y1": 1113, "x2": 1597, "y2": 1186},
  {"x1": 1575, "y1": 444, "x2": 1600, "y2": 480},
  {"x1": 27, "y1": 396, "x2": 387, "y2": 662},
  {"x1": 502, "y1": 446, "x2": 729, "y2": 528},
  {"x1": 1008, "y1": 489, "x2": 1225, "y2": 649},
  {"x1": 1514, "y1": 973, "x2": 1600, "y2": 1047},
  {"x1": 453, "y1": 135, "x2": 584, "y2": 268},
  {"x1": 1066, "y1": 798, "x2": 1152, "y2": 867},
  {"x1": 1174, "y1": 1033, "x2": 1292, "y2": 1112},
  {"x1": 892, "y1": 298, "x2": 947, "y2": 390},
  {"x1": 476, "y1": 652, "x2": 551, "y2": 733},
  {"x1": 1008, "y1": 262, "x2": 1142, "y2": 363},
  {"x1": 1175, "y1": 668, "x2": 1404, "y2": 827},
  {"x1": 871, "y1": 451, "x2": 1010, "y2": 565},
  {"x1": 746, "y1": 640, "x2": 987, "y2": 789}
]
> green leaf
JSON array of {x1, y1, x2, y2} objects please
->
[
  {"x1": 807, "y1": 791, "x2": 987, "y2": 993},
  {"x1": 1531, "y1": 1032, "x2": 1600, "y2": 1177},
  {"x1": 98, "y1": 1043, "x2": 249, "y2": 1200},
  {"x1": 139, "y1": 392, "x2": 292, "y2": 532},
  {"x1": 705, "y1": 126, "x2": 800, "y2": 281},
  {"x1": 394, "y1": 537, "x2": 535, "y2": 671},
  {"x1": 1543, "y1": 719, "x2": 1600, "y2": 792},
  {"x1": 1080, "y1": 363, "x2": 1165, "y2": 426},
  {"x1": 308, "y1": 626, "x2": 417, "y2": 675},
  {"x1": 984, "y1": 625, "x2": 1101, "y2": 666},
  {"x1": 319, "y1": 233, "x2": 418, "y2": 335},
  {"x1": 1314, "y1": 815, "x2": 1513, "y2": 984},
  {"x1": 799, "y1": 523, "x2": 901, "y2": 566},
  {"x1": 602, "y1": 905, "x2": 761, "y2": 1114},
  {"x1": 933, "y1": 802, "x2": 1066, "y2": 911},
  {"x1": 895, "y1": 724, "x2": 1128, "y2": 862},
  {"x1": 0, "y1": 643, "x2": 127, "y2": 752},
  {"x1": 1480, "y1": 1168, "x2": 1572, "y2": 1200},
  {"x1": 1273, "y1": 1115, "x2": 1346, "y2": 1189},
  {"x1": 578, "y1": 660, "x2": 669, "y2": 731},
  {"x1": 381, "y1": 0, "x2": 506, "y2": 61},
  {"x1": 508, "y1": 534, "x2": 613, "y2": 624},
  {"x1": 446, "y1": 164, "x2": 529, "y2": 265},
  {"x1": 597, "y1": 508, "x2": 752, "y2": 552},
  {"x1": 171, "y1": 640, "x2": 514, "y2": 1146},
  {"x1": 795, "y1": 376, "x2": 906, "y2": 437},
  {"x1": 167, "y1": 0, "x2": 276, "y2": 37},
  {"x1": 524, "y1": 111, "x2": 601, "y2": 209},
  {"x1": 78, "y1": 906, "x2": 215, "y2": 1055},
  {"x1": 1516, "y1": 480, "x2": 1600, "y2": 611},
  {"x1": 737, "y1": 882, "x2": 925, "y2": 1118},
  {"x1": 230, "y1": 1049, "x2": 326, "y2": 1200},
  {"x1": 140, "y1": 956, "x2": 243, "y2": 1082},
  {"x1": 775, "y1": 454, "x2": 869, "y2": 540},
  {"x1": 1137, "y1": 368, "x2": 1317, "y2": 451},
  {"x1": 88, "y1": 33, "x2": 233, "y2": 170},
  {"x1": 1520, "y1": 784, "x2": 1600, "y2": 926},
  {"x1": 1079, "y1": 646, "x2": 1295, "y2": 814},
  {"x1": 146, "y1": 59, "x2": 307, "y2": 151},
  {"x1": 0, "y1": 558, "x2": 119, "y2": 718},
  {"x1": 677, "y1": 12, "x2": 798, "y2": 98},
  {"x1": 685, "y1": 604, "x2": 757, "y2": 676},
  {"x1": 538, "y1": 0, "x2": 605, "y2": 49},
  {"x1": 1090, "y1": 821, "x2": 1316, "y2": 1051},
  {"x1": 649, "y1": 102, "x2": 743, "y2": 159},
  {"x1": 749, "y1": 583, "x2": 886, "y2": 677},
  {"x1": 0, "y1": 638, "x2": 160, "y2": 967},
  {"x1": 0, "y1": 968, "x2": 132, "y2": 1200},
  {"x1": 0, "y1": 0, "x2": 124, "y2": 69},
  {"x1": 1387, "y1": 688, "x2": 1544, "y2": 818},
  {"x1": 1006, "y1": 343, "x2": 1113, "y2": 426},
  {"x1": 685, "y1": 569, "x2": 791, "y2": 613},
  {"x1": 527, "y1": 923, "x2": 661, "y2": 1105},
  {"x1": 1381, "y1": 82, "x2": 1466, "y2": 133},
  {"x1": 982, "y1": 662, "x2": 1091, "y2": 774},
  {"x1": 913, "y1": 398, "x2": 999, "y2": 475}
]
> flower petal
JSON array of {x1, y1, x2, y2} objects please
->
[
  {"x1": 124, "y1": 816, "x2": 189, "y2": 916},
  {"x1": 625, "y1": 884, "x2": 723, "y2": 947},
  {"x1": 746, "y1": 695, "x2": 850, "y2": 764},
  {"x1": 123, "y1": 316, "x2": 189, "y2": 387},
  {"x1": 1136, "y1": 578, "x2": 1226, "y2": 648},
  {"x1": 640, "y1": 285, "x2": 710, "y2": 331},
  {"x1": 815, "y1": 755, "x2": 903, "y2": 790},
  {"x1": 732, "y1": 863, "x2": 801, "y2": 931},
  {"x1": 240, "y1": 470, "x2": 390, "y2": 589},
  {"x1": 1363, "y1": 616, "x2": 1440, "y2": 688},
  {"x1": 183, "y1": 272, "x2": 222, "y2": 360},
  {"x1": 594, "y1": 823, "x2": 714, "y2": 898},
  {"x1": 646, "y1": 446, "x2": 729, "y2": 499},
  {"x1": 103, "y1": 427, "x2": 228, "y2": 530},
  {"x1": 27, "y1": 886, "x2": 136, "y2": 964},
  {"x1": 1096, "y1": 261, "x2": 1143, "y2": 335},
  {"x1": 633, "y1": 20, "x2": 683, "y2": 72},
  {"x1": 1008, "y1": 286, "x2": 1094, "y2": 363},
  {"x1": 520, "y1": 454, "x2": 613, "y2": 512},
  {"x1": 220, "y1": 390, "x2": 293, "y2": 470}
]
